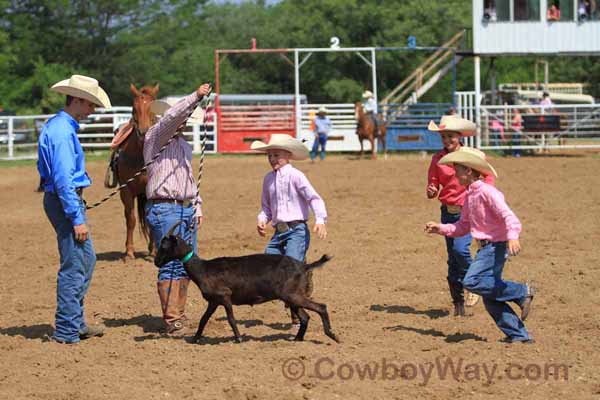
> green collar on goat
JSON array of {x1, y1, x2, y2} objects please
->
[{"x1": 180, "y1": 251, "x2": 194, "y2": 263}]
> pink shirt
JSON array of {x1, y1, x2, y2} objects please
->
[
  {"x1": 144, "y1": 91, "x2": 202, "y2": 216},
  {"x1": 439, "y1": 180, "x2": 521, "y2": 241},
  {"x1": 258, "y1": 164, "x2": 327, "y2": 225},
  {"x1": 428, "y1": 148, "x2": 495, "y2": 206}
]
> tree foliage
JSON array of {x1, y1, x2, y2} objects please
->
[{"x1": 0, "y1": 0, "x2": 598, "y2": 112}]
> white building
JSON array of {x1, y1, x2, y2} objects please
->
[{"x1": 473, "y1": 0, "x2": 600, "y2": 55}]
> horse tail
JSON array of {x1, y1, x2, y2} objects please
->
[{"x1": 136, "y1": 193, "x2": 150, "y2": 243}]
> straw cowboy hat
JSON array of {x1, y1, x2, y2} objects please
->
[
  {"x1": 362, "y1": 90, "x2": 374, "y2": 99},
  {"x1": 317, "y1": 106, "x2": 328, "y2": 113},
  {"x1": 439, "y1": 146, "x2": 498, "y2": 178},
  {"x1": 427, "y1": 115, "x2": 476, "y2": 137},
  {"x1": 250, "y1": 134, "x2": 309, "y2": 160},
  {"x1": 150, "y1": 98, "x2": 205, "y2": 124},
  {"x1": 51, "y1": 75, "x2": 111, "y2": 108}
]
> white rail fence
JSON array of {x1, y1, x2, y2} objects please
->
[
  {"x1": 0, "y1": 107, "x2": 217, "y2": 160},
  {"x1": 297, "y1": 103, "x2": 370, "y2": 152},
  {"x1": 479, "y1": 104, "x2": 600, "y2": 150}
]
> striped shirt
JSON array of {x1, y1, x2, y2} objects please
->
[{"x1": 144, "y1": 91, "x2": 202, "y2": 216}]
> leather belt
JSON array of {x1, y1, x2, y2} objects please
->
[
  {"x1": 477, "y1": 239, "x2": 492, "y2": 248},
  {"x1": 151, "y1": 198, "x2": 194, "y2": 207},
  {"x1": 275, "y1": 220, "x2": 306, "y2": 233},
  {"x1": 444, "y1": 204, "x2": 462, "y2": 214}
]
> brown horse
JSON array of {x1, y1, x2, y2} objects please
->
[
  {"x1": 114, "y1": 83, "x2": 160, "y2": 259},
  {"x1": 355, "y1": 102, "x2": 387, "y2": 159}
]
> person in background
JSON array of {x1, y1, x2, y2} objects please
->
[
  {"x1": 362, "y1": 90, "x2": 380, "y2": 136},
  {"x1": 547, "y1": 3, "x2": 561, "y2": 20},
  {"x1": 540, "y1": 92, "x2": 554, "y2": 114},
  {"x1": 510, "y1": 108, "x2": 523, "y2": 157},
  {"x1": 310, "y1": 106, "x2": 332, "y2": 162}
]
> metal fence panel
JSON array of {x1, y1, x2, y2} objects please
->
[
  {"x1": 0, "y1": 110, "x2": 217, "y2": 160},
  {"x1": 479, "y1": 104, "x2": 600, "y2": 151}
]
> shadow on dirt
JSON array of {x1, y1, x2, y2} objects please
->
[
  {"x1": 0, "y1": 324, "x2": 54, "y2": 339},
  {"x1": 370, "y1": 304, "x2": 449, "y2": 319},
  {"x1": 103, "y1": 314, "x2": 163, "y2": 333}
]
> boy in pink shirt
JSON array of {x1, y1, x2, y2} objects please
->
[
  {"x1": 251, "y1": 134, "x2": 328, "y2": 324},
  {"x1": 425, "y1": 147, "x2": 535, "y2": 343}
]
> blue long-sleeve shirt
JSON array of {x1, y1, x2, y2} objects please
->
[{"x1": 37, "y1": 110, "x2": 91, "y2": 226}]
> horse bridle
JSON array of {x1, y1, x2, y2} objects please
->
[{"x1": 132, "y1": 93, "x2": 155, "y2": 138}]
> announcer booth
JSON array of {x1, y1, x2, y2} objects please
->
[{"x1": 472, "y1": 0, "x2": 600, "y2": 149}]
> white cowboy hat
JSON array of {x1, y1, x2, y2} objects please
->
[
  {"x1": 51, "y1": 75, "x2": 111, "y2": 108},
  {"x1": 150, "y1": 98, "x2": 205, "y2": 124},
  {"x1": 362, "y1": 90, "x2": 374, "y2": 99},
  {"x1": 427, "y1": 115, "x2": 476, "y2": 137},
  {"x1": 250, "y1": 134, "x2": 309, "y2": 161},
  {"x1": 439, "y1": 146, "x2": 498, "y2": 177},
  {"x1": 317, "y1": 106, "x2": 328, "y2": 113}
]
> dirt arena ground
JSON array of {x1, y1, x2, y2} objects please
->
[{"x1": 1, "y1": 153, "x2": 599, "y2": 399}]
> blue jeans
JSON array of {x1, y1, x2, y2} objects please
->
[
  {"x1": 146, "y1": 202, "x2": 198, "y2": 282},
  {"x1": 310, "y1": 133, "x2": 328, "y2": 160},
  {"x1": 265, "y1": 223, "x2": 310, "y2": 262},
  {"x1": 441, "y1": 206, "x2": 472, "y2": 303},
  {"x1": 43, "y1": 192, "x2": 96, "y2": 343},
  {"x1": 463, "y1": 241, "x2": 530, "y2": 341}
]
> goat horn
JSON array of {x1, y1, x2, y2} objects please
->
[{"x1": 166, "y1": 221, "x2": 183, "y2": 237}]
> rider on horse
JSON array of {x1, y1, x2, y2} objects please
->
[{"x1": 362, "y1": 90, "x2": 380, "y2": 137}]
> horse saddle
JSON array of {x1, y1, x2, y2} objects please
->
[
  {"x1": 104, "y1": 120, "x2": 134, "y2": 188},
  {"x1": 111, "y1": 119, "x2": 134, "y2": 149}
]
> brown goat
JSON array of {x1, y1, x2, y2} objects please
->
[{"x1": 155, "y1": 222, "x2": 340, "y2": 344}]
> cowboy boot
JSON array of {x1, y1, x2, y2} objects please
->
[
  {"x1": 157, "y1": 280, "x2": 184, "y2": 334},
  {"x1": 448, "y1": 281, "x2": 466, "y2": 317}
]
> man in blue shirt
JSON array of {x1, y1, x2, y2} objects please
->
[
  {"x1": 37, "y1": 75, "x2": 111, "y2": 344},
  {"x1": 310, "y1": 106, "x2": 332, "y2": 161}
]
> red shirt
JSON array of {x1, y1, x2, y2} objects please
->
[{"x1": 427, "y1": 148, "x2": 495, "y2": 206}]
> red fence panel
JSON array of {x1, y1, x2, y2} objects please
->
[{"x1": 217, "y1": 104, "x2": 296, "y2": 152}]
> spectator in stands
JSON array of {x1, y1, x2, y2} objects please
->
[
  {"x1": 310, "y1": 106, "x2": 332, "y2": 162},
  {"x1": 483, "y1": 0, "x2": 497, "y2": 21},
  {"x1": 547, "y1": 3, "x2": 561, "y2": 20},
  {"x1": 578, "y1": 0, "x2": 590, "y2": 20}
]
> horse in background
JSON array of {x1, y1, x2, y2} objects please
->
[
  {"x1": 355, "y1": 102, "x2": 387, "y2": 159},
  {"x1": 109, "y1": 83, "x2": 159, "y2": 259}
]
